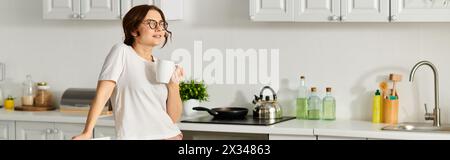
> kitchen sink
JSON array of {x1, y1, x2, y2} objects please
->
[
  {"x1": 382, "y1": 123, "x2": 450, "y2": 132},
  {"x1": 383, "y1": 61, "x2": 450, "y2": 133}
]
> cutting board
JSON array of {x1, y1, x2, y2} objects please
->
[
  {"x1": 59, "y1": 107, "x2": 112, "y2": 116},
  {"x1": 15, "y1": 106, "x2": 57, "y2": 111}
]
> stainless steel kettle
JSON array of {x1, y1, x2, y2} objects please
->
[{"x1": 253, "y1": 86, "x2": 282, "y2": 119}]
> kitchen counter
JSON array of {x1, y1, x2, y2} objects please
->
[
  {"x1": 311, "y1": 120, "x2": 450, "y2": 140},
  {"x1": 0, "y1": 109, "x2": 114, "y2": 126},
  {"x1": 179, "y1": 118, "x2": 450, "y2": 140},
  {"x1": 1, "y1": 109, "x2": 450, "y2": 140}
]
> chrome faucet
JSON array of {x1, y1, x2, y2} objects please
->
[{"x1": 409, "y1": 61, "x2": 441, "y2": 127}]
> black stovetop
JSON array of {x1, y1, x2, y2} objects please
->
[{"x1": 181, "y1": 116, "x2": 295, "y2": 126}]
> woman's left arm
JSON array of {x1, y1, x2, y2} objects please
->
[{"x1": 166, "y1": 66, "x2": 184, "y2": 123}]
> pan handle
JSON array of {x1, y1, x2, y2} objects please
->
[{"x1": 193, "y1": 106, "x2": 218, "y2": 116}]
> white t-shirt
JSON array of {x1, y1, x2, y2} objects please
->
[{"x1": 98, "y1": 43, "x2": 181, "y2": 140}]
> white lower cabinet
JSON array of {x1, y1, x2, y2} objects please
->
[
  {"x1": 94, "y1": 126, "x2": 116, "y2": 139},
  {"x1": 182, "y1": 131, "x2": 268, "y2": 140},
  {"x1": 16, "y1": 121, "x2": 84, "y2": 140},
  {"x1": 0, "y1": 121, "x2": 15, "y2": 140},
  {"x1": 269, "y1": 134, "x2": 317, "y2": 140},
  {"x1": 367, "y1": 138, "x2": 393, "y2": 140},
  {"x1": 16, "y1": 121, "x2": 54, "y2": 140},
  {"x1": 54, "y1": 123, "x2": 85, "y2": 140},
  {"x1": 316, "y1": 135, "x2": 367, "y2": 140}
]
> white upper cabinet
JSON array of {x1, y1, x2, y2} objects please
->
[
  {"x1": 250, "y1": 0, "x2": 294, "y2": 21},
  {"x1": 81, "y1": 0, "x2": 121, "y2": 20},
  {"x1": 391, "y1": 0, "x2": 450, "y2": 22},
  {"x1": 341, "y1": 0, "x2": 390, "y2": 22},
  {"x1": 250, "y1": 0, "x2": 450, "y2": 22},
  {"x1": 251, "y1": 0, "x2": 388, "y2": 22},
  {"x1": 43, "y1": 0, "x2": 120, "y2": 20},
  {"x1": 43, "y1": 0, "x2": 81, "y2": 19},
  {"x1": 121, "y1": 0, "x2": 159, "y2": 18},
  {"x1": 44, "y1": 0, "x2": 182, "y2": 20},
  {"x1": 121, "y1": 0, "x2": 184, "y2": 20},
  {"x1": 294, "y1": 0, "x2": 340, "y2": 22}
]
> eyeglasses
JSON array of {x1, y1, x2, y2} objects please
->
[{"x1": 143, "y1": 19, "x2": 168, "y2": 30}]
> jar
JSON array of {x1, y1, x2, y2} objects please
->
[
  {"x1": 4, "y1": 95, "x2": 15, "y2": 111},
  {"x1": 34, "y1": 82, "x2": 52, "y2": 108},
  {"x1": 22, "y1": 75, "x2": 35, "y2": 106}
]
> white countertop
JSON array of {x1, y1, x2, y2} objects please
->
[
  {"x1": 1, "y1": 108, "x2": 450, "y2": 140},
  {"x1": 179, "y1": 118, "x2": 450, "y2": 140},
  {"x1": 0, "y1": 109, "x2": 114, "y2": 126},
  {"x1": 311, "y1": 120, "x2": 450, "y2": 140}
]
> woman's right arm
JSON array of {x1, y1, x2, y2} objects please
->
[{"x1": 72, "y1": 80, "x2": 116, "y2": 140}]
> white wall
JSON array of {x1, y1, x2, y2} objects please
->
[{"x1": 1, "y1": 0, "x2": 449, "y2": 123}]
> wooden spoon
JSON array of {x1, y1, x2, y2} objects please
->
[
  {"x1": 379, "y1": 81, "x2": 388, "y2": 99},
  {"x1": 389, "y1": 74, "x2": 402, "y2": 97}
]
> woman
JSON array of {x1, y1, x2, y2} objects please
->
[{"x1": 72, "y1": 5, "x2": 184, "y2": 140}]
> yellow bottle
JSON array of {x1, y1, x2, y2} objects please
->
[
  {"x1": 4, "y1": 96, "x2": 15, "y2": 111},
  {"x1": 372, "y1": 90, "x2": 382, "y2": 123}
]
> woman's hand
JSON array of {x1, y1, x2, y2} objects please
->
[
  {"x1": 166, "y1": 65, "x2": 184, "y2": 123},
  {"x1": 168, "y1": 65, "x2": 184, "y2": 87},
  {"x1": 72, "y1": 80, "x2": 115, "y2": 140},
  {"x1": 72, "y1": 132, "x2": 92, "y2": 140},
  {"x1": 165, "y1": 133, "x2": 183, "y2": 140}
]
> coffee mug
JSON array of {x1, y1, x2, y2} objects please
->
[{"x1": 156, "y1": 60, "x2": 176, "y2": 83}]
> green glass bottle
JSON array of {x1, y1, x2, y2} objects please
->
[
  {"x1": 322, "y1": 87, "x2": 336, "y2": 120},
  {"x1": 308, "y1": 87, "x2": 321, "y2": 120},
  {"x1": 296, "y1": 76, "x2": 308, "y2": 119}
]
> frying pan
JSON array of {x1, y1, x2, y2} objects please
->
[{"x1": 193, "y1": 106, "x2": 248, "y2": 119}]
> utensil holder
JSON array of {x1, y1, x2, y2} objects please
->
[{"x1": 383, "y1": 98, "x2": 399, "y2": 124}]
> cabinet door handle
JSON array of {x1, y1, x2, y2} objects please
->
[
  {"x1": 53, "y1": 129, "x2": 58, "y2": 133},
  {"x1": 72, "y1": 13, "x2": 79, "y2": 19},
  {"x1": 340, "y1": 16, "x2": 347, "y2": 21},
  {"x1": 80, "y1": 14, "x2": 85, "y2": 19},
  {"x1": 46, "y1": 128, "x2": 52, "y2": 134},
  {"x1": 330, "y1": 15, "x2": 339, "y2": 21},
  {"x1": 390, "y1": 15, "x2": 398, "y2": 21}
]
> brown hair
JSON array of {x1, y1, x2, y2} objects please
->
[{"x1": 122, "y1": 5, "x2": 172, "y2": 47}]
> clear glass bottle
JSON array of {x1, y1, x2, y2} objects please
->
[
  {"x1": 308, "y1": 87, "x2": 322, "y2": 120},
  {"x1": 34, "y1": 82, "x2": 52, "y2": 108},
  {"x1": 21, "y1": 75, "x2": 35, "y2": 106},
  {"x1": 296, "y1": 76, "x2": 308, "y2": 119},
  {"x1": 322, "y1": 87, "x2": 336, "y2": 120}
]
